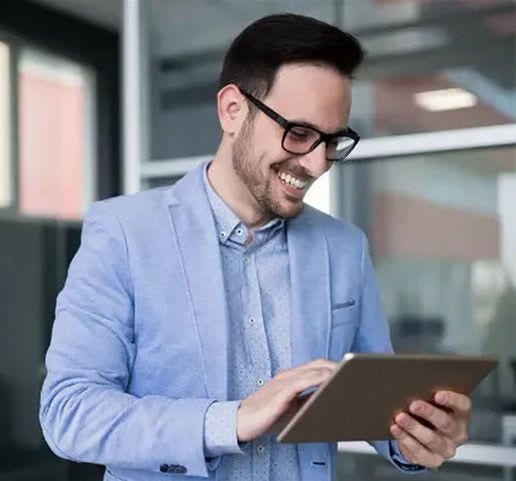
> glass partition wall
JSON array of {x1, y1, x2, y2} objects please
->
[
  {"x1": 124, "y1": 0, "x2": 516, "y2": 479},
  {"x1": 337, "y1": 145, "x2": 516, "y2": 441},
  {"x1": 0, "y1": 30, "x2": 98, "y2": 481}
]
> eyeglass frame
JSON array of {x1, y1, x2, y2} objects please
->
[{"x1": 239, "y1": 88, "x2": 360, "y2": 162}]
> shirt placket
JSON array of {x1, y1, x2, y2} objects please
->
[{"x1": 242, "y1": 249, "x2": 272, "y2": 481}]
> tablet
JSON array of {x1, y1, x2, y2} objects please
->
[{"x1": 276, "y1": 353, "x2": 497, "y2": 443}]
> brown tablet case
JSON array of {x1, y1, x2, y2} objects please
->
[{"x1": 276, "y1": 353, "x2": 497, "y2": 443}]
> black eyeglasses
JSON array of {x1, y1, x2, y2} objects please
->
[{"x1": 240, "y1": 88, "x2": 360, "y2": 162}]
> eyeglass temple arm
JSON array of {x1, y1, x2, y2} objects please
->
[{"x1": 240, "y1": 89, "x2": 290, "y2": 128}]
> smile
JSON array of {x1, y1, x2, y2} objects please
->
[{"x1": 277, "y1": 170, "x2": 309, "y2": 190}]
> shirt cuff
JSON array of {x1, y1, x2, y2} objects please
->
[
  {"x1": 204, "y1": 400, "x2": 247, "y2": 458},
  {"x1": 389, "y1": 440, "x2": 426, "y2": 473}
]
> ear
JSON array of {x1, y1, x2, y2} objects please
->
[{"x1": 217, "y1": 84, "x2": 249, "y2": 136}]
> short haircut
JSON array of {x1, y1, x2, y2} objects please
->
[{"x1": 218, "y1": 13, "x2": 364, "y2": 99}]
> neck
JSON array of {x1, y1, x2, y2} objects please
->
[{"x1": 208, "y1": 144, "x2": 273, "y2": 229}]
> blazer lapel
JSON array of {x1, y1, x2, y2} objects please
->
[
  {"x1": 287, "y1": 208, "x2": 332, "y2": 481},
  {"x1": 163, "y1": 168, "x2": 331, "y2": 400},
  {"x1": 164, "y1": 164, "x2": 229, "y2": 401},
  {"x1": 287, "y1": 209, "x2": 331, "y2": 367}
]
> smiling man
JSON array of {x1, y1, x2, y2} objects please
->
[
  {"x1": 210, "y1": 61, "x2": 356, "y2": 226},
  {"x1": 40, "y1": 13, "x2": 471, "y2": 481}
]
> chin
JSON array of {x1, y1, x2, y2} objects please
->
[{"x1": 273, "y1": 200, "x2": 305, "y2": 219}]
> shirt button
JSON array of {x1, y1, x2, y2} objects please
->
[
  {"x1": 257, "y1": 445, "x2": 266, "y2": 453},
  {"x1": 236, "y1": 228, "x2": 244, "y2": 236},
  {"x1": 257, "y1": 378, "x2": 264, "y2": 387},
  {"x1": 220, "y1": 231, "x2": 227, "y2": 239},
  {"x1": 249, "y1": 317, "x2": 256, "y2": 325}
]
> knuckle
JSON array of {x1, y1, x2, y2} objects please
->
[
  {"x1": 409, "y1": 444, "x2": 421, "y2": 456},
  {"x1": 419, "y1": 403, "x2": 430, "y2": 416},
  {"x1": 305, "y1": 369, "x2": 320, "y2": 379},
  {"x1": 427, "y1": 434, "x2": 440, "y2": 450},
  {"x1": 404, "y1": 416, "x2": 414, "y2": 429},
  {"x1": 441, "y1": 417, "x2": 453, "y2": 431}
]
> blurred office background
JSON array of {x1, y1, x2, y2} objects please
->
[{"x1": 0, "y1": 0, "x2": 514, "y2": 480}]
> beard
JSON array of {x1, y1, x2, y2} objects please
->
[{"x1": 231, "y1": 117, "x2": 305, "y2": 220}]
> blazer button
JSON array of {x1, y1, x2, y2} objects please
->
[
  {"x1": 169, "y1": 464, "x2": 187, "y2": 474},
  {"x1": 159, "y1": 464, "x2": 169, "y2": 473}
]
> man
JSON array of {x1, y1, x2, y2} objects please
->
[{"x1": 40, "y1": 13, "x2": 470, "y2": 481}]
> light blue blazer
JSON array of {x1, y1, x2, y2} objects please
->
[{"x1": 40, "y1": 163, "x2": 395, "y2": 481}]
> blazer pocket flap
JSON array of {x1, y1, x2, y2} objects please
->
[{"x1": 332, "y1": 299, "x2": 356, "y2": 311}]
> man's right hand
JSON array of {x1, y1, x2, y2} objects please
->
[{"x1": 236, "y1": 358, "x2": 338, "y2": 442}]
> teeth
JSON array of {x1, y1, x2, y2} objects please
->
[{"x1": 277, "y1": 171, "x2": 308, "y2": 189}]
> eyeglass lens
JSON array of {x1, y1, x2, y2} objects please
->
[{"x1": 283, "y1": 125, "x2": 355, "y2": 161}]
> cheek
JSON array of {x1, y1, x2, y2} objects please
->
[
  {"x1": 253, "y1": 122, "x2": 287, "y2": 160},
  {"x1": 249, "y1": 126, "x2": 297, "y2": 175},
  {"x1": 257, "y1": 150, "x2": 288, "y2": 176}
]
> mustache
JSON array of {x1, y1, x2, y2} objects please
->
[{"x1": 272, "y1": 160, "x2": 315, "y2": 182}]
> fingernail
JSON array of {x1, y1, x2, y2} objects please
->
[
  {"x1": 436, "y1": 392, "x2": 447, "y2": 404},
  {"x1": 396, "y1": 413, "x2": 410, "y2": 427}
]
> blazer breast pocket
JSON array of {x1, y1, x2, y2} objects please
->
[
  {"x1": 331, "y1": 299, "x2": 357, "y2": 327},
  {"x1": 329, "y1": 300, "x2": 358, "y2": 361}
]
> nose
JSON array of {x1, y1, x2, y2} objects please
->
[{"x1": 297, "y1": 142, "x2": 330, "y2": 178}]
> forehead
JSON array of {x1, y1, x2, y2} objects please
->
[{"x1": 264, "y1": 63, "x2": 352, "y2": 132}]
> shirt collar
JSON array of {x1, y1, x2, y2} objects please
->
[{"x1": 202, "y1": 162, "x2": 284, "y2": 246}]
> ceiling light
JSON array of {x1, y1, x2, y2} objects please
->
[{"x1": 414, "y1": 88, "x2": 478, "y2": 112}]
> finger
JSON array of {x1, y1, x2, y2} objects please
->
[
  {"x1": 390, "y1": 425, "x2": 418, "y2": 463},
  {"x1": 301, "y1": 358, "x2": 339, "y2": 371},
  {"x1": 409, "y1": 400, "x2": 455, "y2": 435},
  {"x1": 434, "y1": 391, "x2": 472, "y2": 414},
  {"x1": 268, "y1": 376, "x2": 325, "y2": 418},
  {"x1": 306, "y1": 367, "x2": 336, "y2": 377},
  {"x1": 290, "y1": 369, "x2": 334, "y2": 396},
  {"x1": 271, "y1": 368, "x2": 332, "y2": 405},
  {"x1": 394, "y1": 413, "x2": 455, "y2": 459},
  {"x1": 390, "y1": 424, "x2": 445, "y2": 469},
  {"x1": 276, "y1": 359, "x2": 337, "y2": 380},
  {"x1": 280, "y1": 366, "x2": 334, "y2": 383}
]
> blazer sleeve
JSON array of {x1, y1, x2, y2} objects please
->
[{"x1": 39, "y1": 201, "x2": 215, "y2": 477}]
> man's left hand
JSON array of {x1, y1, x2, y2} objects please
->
[{"x1": 390, "y1": 390, "x2": 471, "y2": 469}]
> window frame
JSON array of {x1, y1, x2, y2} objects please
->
[{"x1": 0, "y1": 0, "x2": 121, "y2": 211}]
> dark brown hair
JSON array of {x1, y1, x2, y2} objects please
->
[{"x1": 219, "y1": 13, "x2": 364, "y2": 99}]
